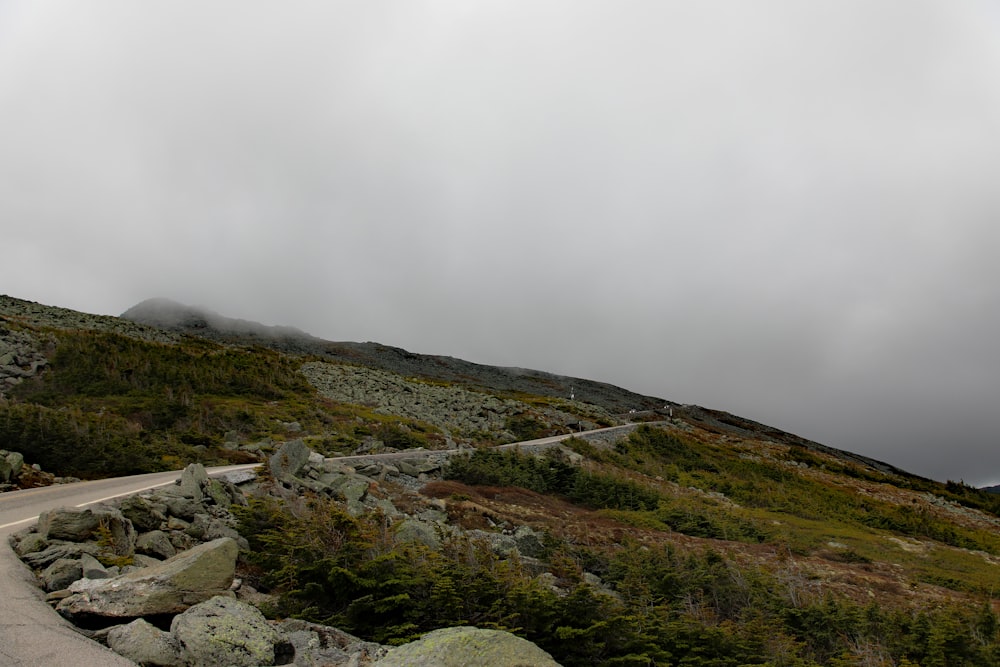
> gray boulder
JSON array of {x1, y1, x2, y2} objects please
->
[
  {"x1": 513, "y1": 525, "x2": 546, "y2": 558},
  {"x1": 467, "y1": 529, "x2": 519, "y2": 558},
  {"x1": 269, "y1": 439, "x2": 311, "y2": 482},
  {"x1": 21, "y1": 541, "x2": 100, "y2": 569},
  {"x1": 13, "y1": 532, "x2": 48, "y2": 557},
  {"x1": 394, "y1": 519, "x2": 441, "y2": 550},
  {"x1": 119, "y1": 495, "x2": 169, "y2": 532},
  {"x1": 37, "y1": 507, "x2": 136, "y2": 556},
  {"x1": 107, "y1": 619, "x2": 182, "y2": 667},
  {"x1": 57, "y1": 537, "x2": 239, "y2": 619},
  {"x1": 0, "y1": 450, "x2": 24, "y2": 482},
  {"x1": 160, "y1": 496, "x2": 203, "y2": 521},
  {"x1": 136, "y1": 530, "x2": 177, "y2": 560},
  {"x1": 173, "y1": 463, "x2": 209, "y2": 502},
  {"x1": 375, "y1": 626, "x2": 561, "y2": 667},
  {"x1": 79, "y1": 552, "x2": 110, "y2": 579},
  {"x1": 171, "y1": 595, "x2": 282, "y2": 667},
  {"x1": 40, "y1": 557, "x2": 82, "y2": 592}
]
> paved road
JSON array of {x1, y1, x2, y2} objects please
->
[
  {"x1": 0, "y1": 423, "x2": 645, "y2": 666},
  {"x1": 332, "y1": 423, "x2": 645, "y2": 465},
  {"x1": 0, "y1": 464, "x2": 260, "y2": 667}
]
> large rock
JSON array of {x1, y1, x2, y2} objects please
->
[
  {"x1": 119, "y1": 494, "x2": 169, "y2": 532},
  {"x1": 79, "y1": 552, "x2": 110, "y2": 579},
  {"x1": 21, "y1": 541, "x2": 99, "y2": 569},
  {"x1": 40, "y1": 557, "x2": 82, "y2": 592},
  {"x1": 136, "y1": 530, "x2": 177, "y2": 560},
  {"x1": 375, "y1": 626, "x2": 561, "y2": 667},
  {"x1": 37, "y1": 507, "x2": 136, "y2": 556},
  {"x1": 269, "y1": 439, "x2": 311, "y2": 482},
  {"x1": 107, "y1": 619, "x2": 183, "y2": 667},
  {"x1": 13, "y1": 532, "x2": 48, "y2": 557},
  {"x1": 394, "y1": 519, "x2": 442, "y2": 550},
  {"x1": 171, "y1": 595, "x2": 282, "y2": 667},
  {"x1": 174, "y1": 463, "x2": 209, "y2": 502},
  {"x1": 0, "y1": 450, "x2": 24, "y2": 482},
  {"x1": 56, "y1": 537, "x2": 239, "y2": 619}
]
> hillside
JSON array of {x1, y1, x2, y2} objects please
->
[{"x1": 4, "y1": 294, "x2": 1000, "y2": 665}]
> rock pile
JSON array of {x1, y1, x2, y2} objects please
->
[
  {"x1": 14, "y1": 445, "x2": 565, "y2": 666},
  {"x1": 0, "y1": 295, "x2": 179, "y2": 346},
  {"x1": 0, "y1": 448, "x2": 74, "y2": 491},
  {"x1": 301, "y1": 360, "x2": 611, "y2": 438},
  {"x1": 0, "y1": 323, "x2": 49, "y2": 393},
  {"x1": 268, "y1": 437, "x2": 451, "y2": 506}
]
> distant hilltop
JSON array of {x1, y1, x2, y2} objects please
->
[
  {"x1": 122, "y1": 297, "x2": 316, "y2": 344},
  {"x1": 119, "y1": 297, "x2": 671, "y2": 416}
]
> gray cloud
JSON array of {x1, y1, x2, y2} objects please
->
[{"x1": 3, "y1": 1, "x2": 999, "y2": 483}]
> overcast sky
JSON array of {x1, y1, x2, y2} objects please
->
[{"x1": 2, "y1": 2, "x2": 999, "y2": 484}]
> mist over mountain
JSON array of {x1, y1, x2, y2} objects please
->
[
  {"x1": 122, "y1": 298, "x2": 673, "y2": 417},
  {"x1": 7, "y1": 292, "x2": 1000, "y2": 665}
]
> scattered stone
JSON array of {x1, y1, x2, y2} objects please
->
[
  {"x1": 394, "y1": 519, "x2": 442, "y2": 550},
  {"x1": 513, "y1": 525, "x2": 546, "y2": 559},
  {"x1": 0, "y1": 450, "x2": 24, "y2": 482},
  {"x1": 217, "y1": 468, "x2": 258, "y2": 485}
]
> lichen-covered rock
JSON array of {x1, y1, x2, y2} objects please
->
[
  {"x1": 107, "y1": 618, "x2": 183, "y2": 667},
  {"x1": 56, "y1": 537, "x2": 239, "y2": 619},
  {"x1": 375, "y1": 626, "x2": 561, "y2": 667},
  {"x1": 171, "y1": 595, "x2": 282, "y2": 667},
  {"x1": 160, "y1": 496, "x2": 202, "y2": 521}
]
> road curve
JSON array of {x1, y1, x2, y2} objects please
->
[
  {"x1": 331, "y1": 423, "x2": 646, "y2": 465},
  {"x1": 0, "y1": 464, "x2": 260, "y2": 667},
  {"x1": 0, "y1": 423, "x2": 646, "y2": 665}
]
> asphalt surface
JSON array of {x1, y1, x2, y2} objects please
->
[{"x1": 0, "y1": 464, "x2": 260, "y2": 667}]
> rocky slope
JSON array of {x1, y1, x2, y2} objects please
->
[
  {"x1": 120, "y1": 297, "x2": 670, "y2": 415},
  {"x1": 7, "y1": 294, "x2": 1000, "y2": 665},
  {"x1": 12, "y1": 442, "x2": 564, "y2": 666}
]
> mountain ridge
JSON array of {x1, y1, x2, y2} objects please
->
[
  {"x1": 120, "y1": 297, "x2": 673, "y2": 416},
  {"x1": 118, "y1": 296, "x2": 918, "y2": 481},
  {"x1": 6, "y1": 293, "x2": 1000, "y2": 664}
]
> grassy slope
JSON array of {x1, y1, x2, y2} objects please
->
[{"x1": 4, "y1": 297, "x2": 1000, "y2": 664}]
